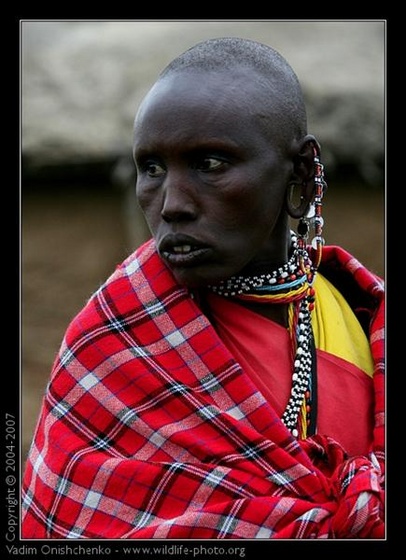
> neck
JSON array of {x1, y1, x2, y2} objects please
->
[
  {"x1": 206, "y1": 230, "x2": 314, "y2": 329},
  {"x1": 241, "y1": 227, "x2": 292, "y2": 277}
]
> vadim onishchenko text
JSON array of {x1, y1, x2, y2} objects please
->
[{"x1": 5, "y1": 543, "x2": 247, "y2": 558}]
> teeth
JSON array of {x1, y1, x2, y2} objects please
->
[{"x1": 173, "y1": 245, "x2": 192, "y2": 254}]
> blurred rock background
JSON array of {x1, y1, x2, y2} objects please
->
[{"x1": 21, "y1": 20, "x2": 385, "y2": 459}]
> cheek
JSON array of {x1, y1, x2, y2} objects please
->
[
  {"x1": 223, "y1": 163, "x2": 286, "y2": 215},
  {"x1": 135, "y1": 180, "x2": 152, "y2": 208},
  {"x1": 221, "y1": 187, "x2": 277, "y2": 230},
  {"x1": 209, "y1": 198, "x2": 274, "y2": 258},
  {"x1": 136, "y1": 186, "x2": 161, "y2": 224}
]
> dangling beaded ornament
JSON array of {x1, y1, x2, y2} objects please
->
[
  {"x1": 298, "y1": 144, "x2": 327, "y2": 271},
  {"x1": 209, "y1": 143, "x2": 327, "y2": 439}
]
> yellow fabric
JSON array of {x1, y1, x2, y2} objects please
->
[{"x1": 311, "y1": 274, "x2": 374, "y2": 377}]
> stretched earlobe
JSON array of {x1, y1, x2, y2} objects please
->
[{"x1": 285, "y1": 181, "x2": 310, "y2": 219}]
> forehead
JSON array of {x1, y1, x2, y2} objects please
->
[{"x1": 133, "y1": 68, "x2": 274, "y2": 144}]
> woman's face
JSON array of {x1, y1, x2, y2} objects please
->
[{"x1": 133, "y1": 69, "x2": 292, "y2": 288}]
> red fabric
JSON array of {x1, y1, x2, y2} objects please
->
[
  {"x1": 206, "y1": 292, "x2": 374, "y2": 456},
  {"x1": 21, "y1": 241, "x2": 385, "y2": 539}
]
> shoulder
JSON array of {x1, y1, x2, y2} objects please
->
[
  {"x1": 318, "y1": 245, "x2": 384, "y2": 333},
  {"x1": 319, "y1": 244, "x2": 384, "y2": 299}
]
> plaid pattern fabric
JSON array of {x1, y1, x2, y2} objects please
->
[{"x1": 21, "y1": 240, "x2": 385, "y2": 539}]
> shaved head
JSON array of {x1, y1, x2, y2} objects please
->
[{"x1": 158, "y1": 37, "x2": 308, "y2": 151}]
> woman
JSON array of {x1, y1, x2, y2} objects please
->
[{"x1": 22, "y1": 37, "x2": 385, "y2": 539}]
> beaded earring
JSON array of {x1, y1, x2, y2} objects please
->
[
  {"x1": 282, "y1": 144, "x2": 327, "y2": 438},
  {"x1": 297, "y1": 143, "x2": 327, "y2": 273}
]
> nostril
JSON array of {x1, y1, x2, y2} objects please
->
[
  {"x1": 161, "y1": 211, "x2": 173, "y2": 223},
  {"x1": 161, "y1": 207, "x2": 197, "y2": 223}
]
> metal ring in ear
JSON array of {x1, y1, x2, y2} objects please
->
[{"x1": 286, "y1": 181, "x2": 311, "y2": 219}]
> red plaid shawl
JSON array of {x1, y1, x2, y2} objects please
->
[{"x1": 22, "y1": 240, "x2": 385, "y2": 539}]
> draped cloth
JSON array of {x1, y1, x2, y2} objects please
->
[
  {"x1": 21, "y1": 240, "x2": 385, "y2": 539},
  {"x1": 205, "y1": 282, "x2": 375, "y2": 457}
]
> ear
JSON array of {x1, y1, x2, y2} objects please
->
[{"x1": 285, "y1": 134, "x2": 320, "y2": 219}]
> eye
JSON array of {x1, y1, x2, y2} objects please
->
[
  {"x1": 138, "y1": 160, "x2": 165, "y2": 178},
  {"x1": 196, "y1": 157, "x2": 227, "y2": 172}
]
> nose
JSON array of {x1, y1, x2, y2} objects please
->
[{"x1": 161, "y1": 171, "x2": 198, "y2": 223}]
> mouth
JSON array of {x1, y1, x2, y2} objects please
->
[{"x1": 158, "y1": 234, "x2": 212, "y2": 267}]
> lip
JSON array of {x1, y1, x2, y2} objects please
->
[{"x1": 158, "y1": 233, "x2": 212, "y2": 267}]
